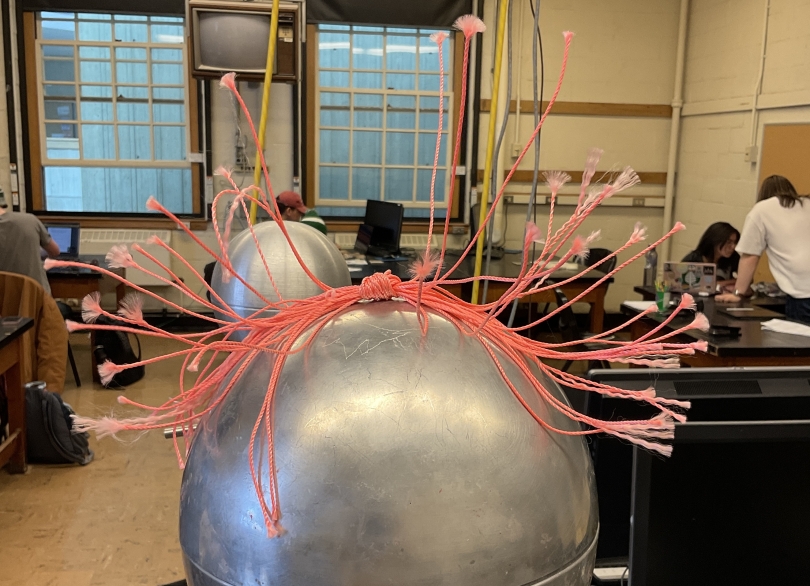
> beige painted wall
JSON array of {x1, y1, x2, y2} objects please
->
[
  {"x1": 672, "y1": 0, "x2": 810, "y2": 261},
  {"x1": 142, "y1": 81, "x2": 296, "y2": 312},
  {"x1": 6, "y1": 2, "x2": 809, "y2": 312},
  {"x1": 477, "y1": 0, "x2": 680, "y2": 310}
]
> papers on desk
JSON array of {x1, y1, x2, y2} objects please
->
[
  {"x1": 761, "y1": 319, "x2": 810, "y2": 338},
  {"x1": 622, "y1": 300, "x2": 657, "y2": 312},
  {"x1": 345, "y1": 259, "x2": 368, "y2": 267}
]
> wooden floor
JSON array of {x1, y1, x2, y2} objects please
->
[{"x1": 0, "y1": 334, "x2": 190, "y2": 586}]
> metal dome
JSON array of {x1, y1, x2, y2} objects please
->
[
  {"x1": 180, "y1": 301, "x2": 598, "y2": 586},
  {"x1": 211, "y1": 220, "x2": 351, "y2": 326}
]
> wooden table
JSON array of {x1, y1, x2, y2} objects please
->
[
  {"x1": 0, "y1": 317, "x2": 34, "y2": 473},
  {"x1": 350, "y1": 253, "x2": 612, "y2": 333},
  {"x1": 47, "y1": 254, "x2": 126, "y2": 304},
  {"x1": 623, "y1": 295, "x2": 810, "y2": 367}
]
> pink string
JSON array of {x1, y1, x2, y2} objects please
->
[{"x1": 68, "y1": 23, "x2": 704, "y2": 538}]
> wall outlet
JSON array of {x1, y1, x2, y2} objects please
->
[
  {"x1": 632, "y1": 197, "x2": 645, "y2": 207},
  {"x1": 510, "y1": 143, "x2": 521, "y2": 158},
  {"x1": 744, "y1": 145, "x2": 758, "y2": 163}
]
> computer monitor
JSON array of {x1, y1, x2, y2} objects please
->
[
  {"x1": 358, "y1": 200, "x2": 404, "y2": 256},
  {"x1": 575, "y1": 366, "x2": 810, "y2": 575},
  {"x1": 629, "y1": 422, "x2": 810, "y2": 586},
  {"x1": 45, "y1": 223, "x2": 80, "y2": 258}
]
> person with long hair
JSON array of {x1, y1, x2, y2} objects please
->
[
  {"x1": 717, "y1": 175, "x2": 810, "y2": 323},
  {"x1": 682, "y1": 222, "x2": 740, "y2": 289}
]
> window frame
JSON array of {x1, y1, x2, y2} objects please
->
[
  {"x1": 22, "y1": 10, "x2": 205, "y2": 222},
  {"x1": 304, "y1": 23, "x2": 465, "y2": 225}
]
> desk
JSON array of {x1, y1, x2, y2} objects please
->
[
  {"x1": 47, "y1": 255, "x2": 125, "y2": 384},
  {"x1": 47, "y1": 254, "x2": 126, "y2": 304},
  {"x1": 348, "y1": 257, "x2": 465, "y2": 299},
  {"x1": 0, "y1": 317, "x2": 34, "y2": 473},
  {"x1": 622, "y1": 296, "x2": 810, "y2": 367},
  {"x1": 350, "y1": 253, "x2": 612, "y2": 333},
  {"x1": 633, "y1": 285, "x2": 788, "y2": 313},
  {"x1": 467, "y1": 254, "x2": 611, "y2": 334}
]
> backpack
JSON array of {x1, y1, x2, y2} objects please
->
[
  {"x1": 91, "y1": 314, "x2": 145, "y2": 388},
  {"x1": 26, "y1": 381, "x2": 94, "y2": 465}
]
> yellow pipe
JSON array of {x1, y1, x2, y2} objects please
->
[
  {"x1": 249, "y1": 0, "x2": 282, "y2": 225},
  {"x1": 471, "y1": 0, "x2": 510, "y2": 304}
]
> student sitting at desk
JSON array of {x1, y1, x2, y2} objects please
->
[
  {"x1": 0, "y1": 194, "x2": 68, "y2": 392},
  {"x1": 276, "y1": 191, "x2": 327, "y2": 235},
  {"x1": 0, "y1": 196, "x2": 60, "y2": 293},
  {"x1": 681, "y1": 221, "x2": 740, "y2": 291},
  {"x1": 717, "y1": 175, "x2": 810, "y2": 324}
]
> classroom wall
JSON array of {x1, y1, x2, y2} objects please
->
[
  {"x1": 671, "y1": 0, "x2": 810, "y2": 260},
  {"x1": 8, "y1": 2, "x2": 809, "y2": 313},
  {"x1": 477, "y1": 0, "x2": 681, "y2": 311},
  {"x1": 0, "y1": 11, "x2": 12, "y2": 200},
  {"x1": 143, "y1": 81, "x2": 296, "y2": 312}
]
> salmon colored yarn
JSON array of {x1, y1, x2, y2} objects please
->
[{"x1": 62, "y1": 18, "x2": 707, "y2": 537}]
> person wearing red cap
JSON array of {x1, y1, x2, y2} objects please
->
[
  {"x1": 276, "y1": 191, "x2": 327, "y2": 235},
  {"x1": 276, "y1": 191, "x2": 307, "y2": 221}
]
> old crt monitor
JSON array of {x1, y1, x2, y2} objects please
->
[
  {"x1": 575, "y1": 367, "x2": 810, "y2": 584},
  {"x1": 188, "y1": 0, "x2": 299, "y2": 81},
  {"x1": 357, "y1": 200, "x2": 404, "y2": 257}
]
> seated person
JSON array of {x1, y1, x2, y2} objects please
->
[
  {"x1": 276, "y1": 191, "x2": 327, "y2": 235},
  {"x1": 681, "y1": 222, "x2": 740, "y2": 291},
  {"x1": 0, "y1": 200, "x2": 60, "y2": 292}
]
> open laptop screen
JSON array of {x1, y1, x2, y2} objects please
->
[{"x1": 45, "y1": 224, "x2": 80, "y2": 257}]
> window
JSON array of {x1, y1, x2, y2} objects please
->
[
  {"x1": 28, "y1": 11, "x2": 197, "y2": 215},
  {"x1": 313, "y1": 25, "x2": 455, "y2": 219}
]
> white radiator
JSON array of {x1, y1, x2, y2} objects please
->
[
  {"x1": 333, "y1": 232, "x2": 438, "y2": 251},
  {"x1": 80, "y1": 229, "x2": 173, "y2": 287}
]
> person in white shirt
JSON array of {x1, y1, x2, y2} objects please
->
[{"x1": 716, "y1": 175, "x2": 810, "y2": 323}]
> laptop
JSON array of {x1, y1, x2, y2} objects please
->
[
  {"x1": 662, "y1": 261, "x2": 716, "y2": 295},
  {"x1": 44, "y1": 223, "x2": 80, "y2": 260}
]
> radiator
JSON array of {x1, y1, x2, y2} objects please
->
[
  {"x1": 333, "y1": 232, "x2": 438, "y2": 251},
  {"x1": 80, "y1": 229, "x2": 173, "y2": 287}
]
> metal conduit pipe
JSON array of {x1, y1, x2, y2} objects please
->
[{"x1": 661, "y1": 0, "x2": 690, "y2": 265}]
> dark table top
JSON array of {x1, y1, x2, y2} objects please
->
[
  {"x1": 633, "y1": 285, "x2": 787, "y2": 307},
  {"x1": 46, "y1": 254, "x2": 108, "y2": 279},
  {"x1": 622, "y1": 295, "x2": 810, "y2": 357},
  {"x1": 0, "y1": 317, "x2": 35, "y2": 351},
  {"x1": 349, "y1": 252, "x2": 613, "y2": 285}
]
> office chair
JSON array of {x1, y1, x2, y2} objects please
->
[
  {"x1": 554, "y1": 288, "x2": 611, "y2": 373},
  {"x1": 585, "y1": 247, "x2": 617, "y2": 273},
  {"x1": 56, "y1": 301, "x2": 81, "y2": 387}
]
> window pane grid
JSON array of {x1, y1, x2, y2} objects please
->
[
  {"x1": 315, "y1": 25, "x2": 453, "y2": 210},
  {"x1": 38, "y1": 12, "x2": 188, "y2": 167}
]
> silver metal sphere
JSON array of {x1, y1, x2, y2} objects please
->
[
  {"x1": 211, "y1": 220, "x2": 351, "y2": 325},
  {"x1": 180, "y1": 302, "x2": 598, "y2": 586}
]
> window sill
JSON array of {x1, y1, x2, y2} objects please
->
[{"x1": 35, "y1": 214, "x2": 209, "y2": 232}]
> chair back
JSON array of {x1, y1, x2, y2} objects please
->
[
  {"x1": 586, "y1": 248, "x2": 616, "y2": 273},
  {"x1": 554, "y1": 288, "x2": 581, "y2": 344},
  {"x1": 0, "y1": 271, "x2": 67, "y2": 392}
]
